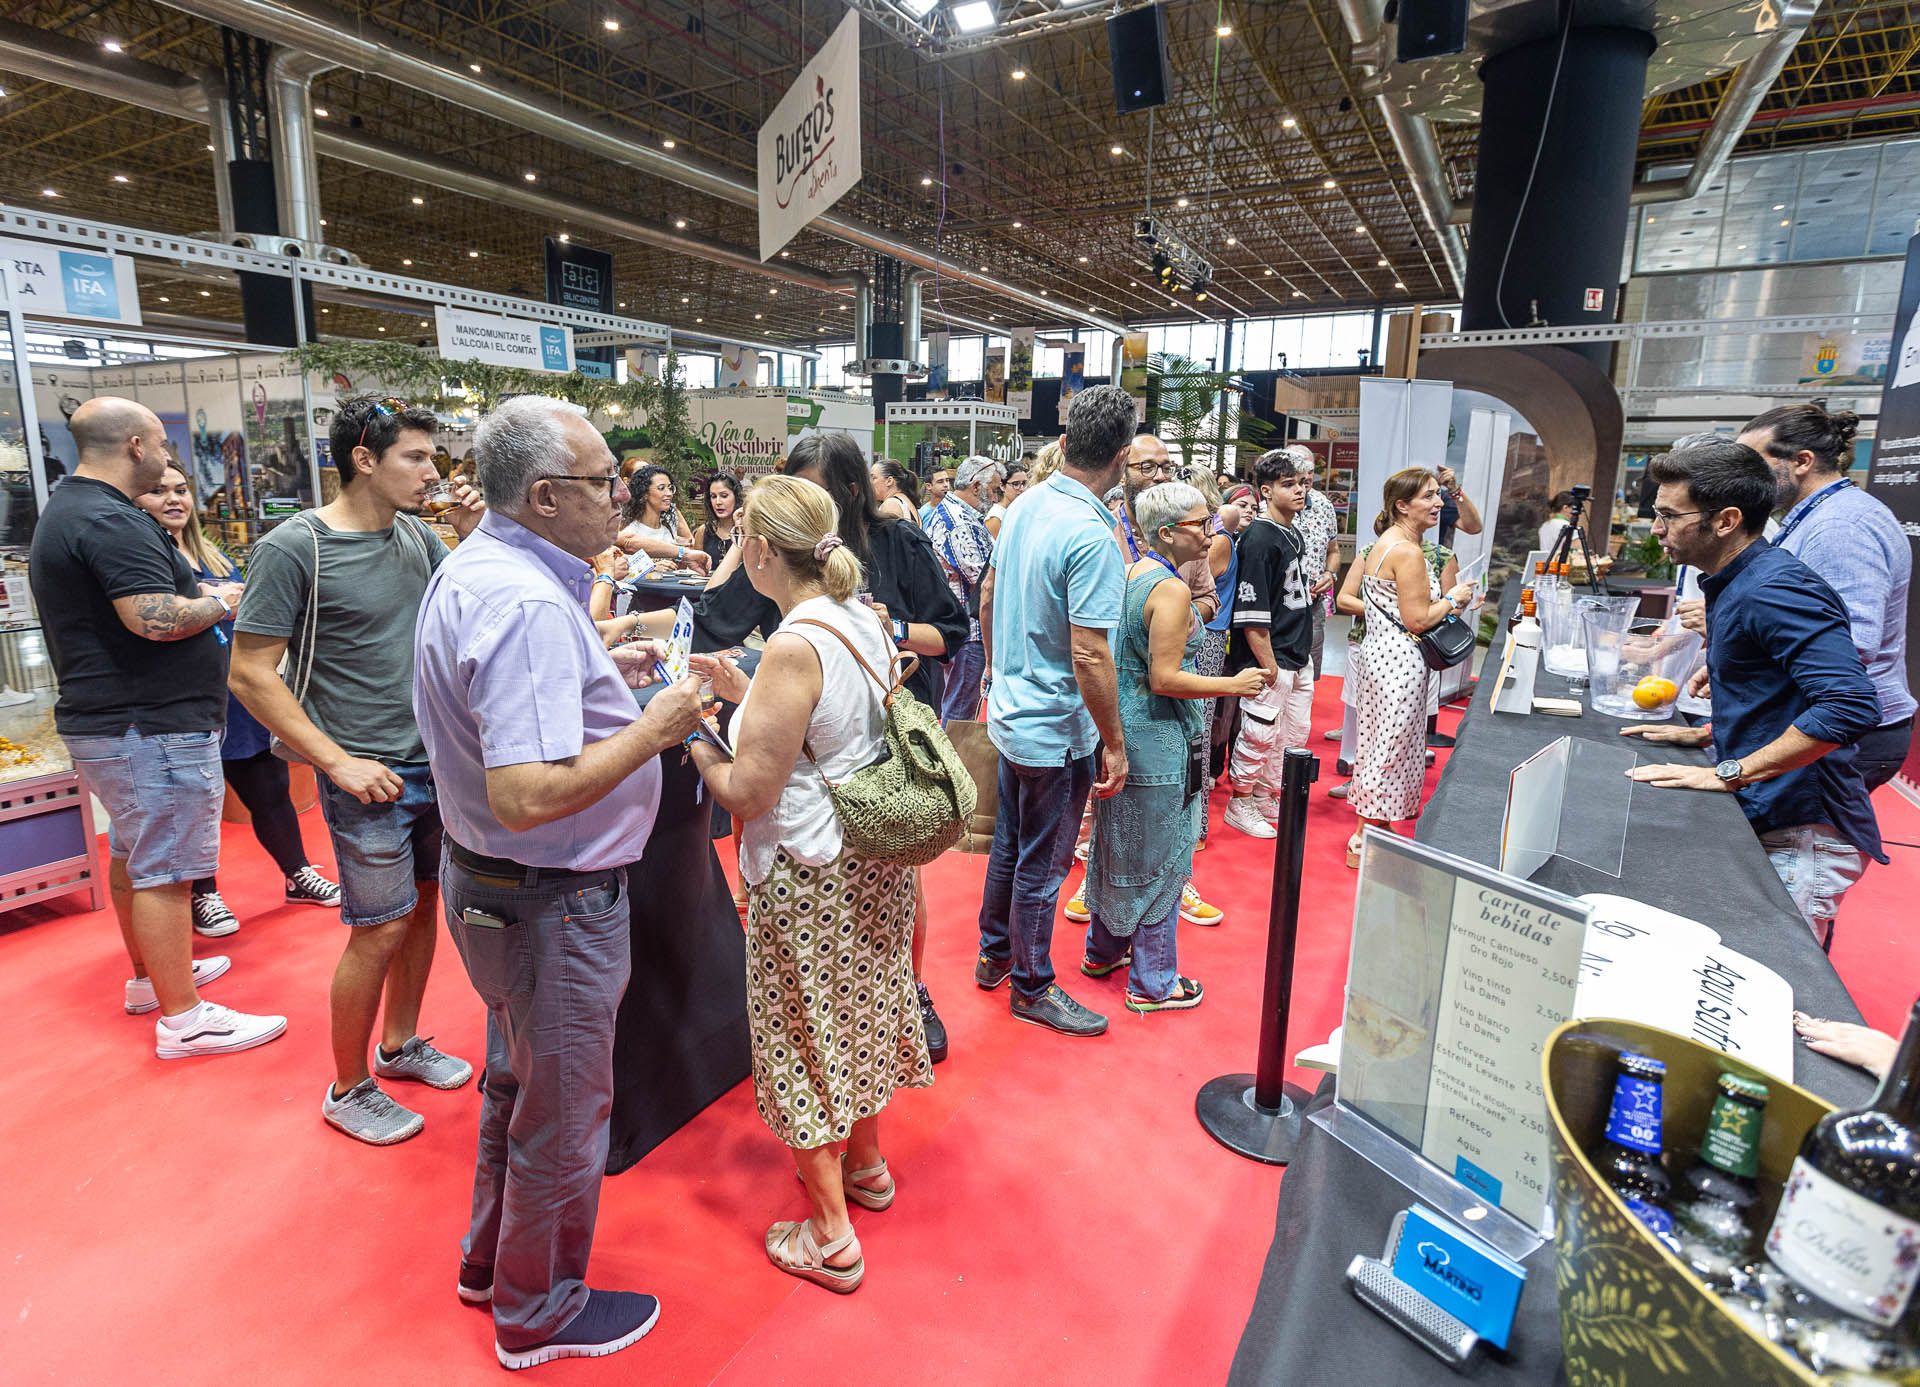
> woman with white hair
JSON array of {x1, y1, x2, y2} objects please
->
[{"x1": 1079, "y1": 481, "x2": 1271, "y2": 1012}]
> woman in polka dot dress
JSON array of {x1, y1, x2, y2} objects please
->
[
  {"x1": 688, "y1": 476, "x2": 931, "y2": 1297},
  {"x1": 1347, "y1": 469, "x2": 1477, "y2": 867}
]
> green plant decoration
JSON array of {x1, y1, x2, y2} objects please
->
[
  {"x1": 1146, "y1": 351, "x2": 1274, "y2": 478},
  {"x1": 1622, "y1": 531, "x2": 1673, "y2": 580}
]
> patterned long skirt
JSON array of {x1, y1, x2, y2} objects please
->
[{"x1": 744, "y1": 845, "x2": 932, "y2": 1150}]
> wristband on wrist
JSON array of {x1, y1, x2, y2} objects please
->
[
  {"x1": 891, "y1": 619, "x2": 908, "y2": 646},
  {"x1": 592, "y1": 574, "x2": 616, "y2": 588},
  {"x1": 215, "y1": 592, "x2": 235, "y2": 618}
]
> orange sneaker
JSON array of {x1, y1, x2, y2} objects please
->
[{"x1": 1180, "y1": 881, "x2": 1224, "y2": 927}]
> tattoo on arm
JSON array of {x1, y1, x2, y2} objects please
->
[{"x1": 129, "y1": 593, "x2": 225, "y2": 641}]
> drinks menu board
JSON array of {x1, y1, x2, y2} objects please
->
[{"x1": 1336, "y1": 833, "x2": 1589, "y2": 1229}]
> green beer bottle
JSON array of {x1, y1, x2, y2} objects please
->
[{"x1": 1674, "y1": 1072, "x2": 1768, "y2": 1285}]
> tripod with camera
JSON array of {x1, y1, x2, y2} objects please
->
[{"x1": 1545, "y1": 484, "x2": 1610, "y2": 594}]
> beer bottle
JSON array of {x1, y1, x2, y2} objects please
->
[
  {"x1": 1595, "y1": 1051, "x2": 1675, "y2": 1245},
  {"x1": 1673, "y1": 1072, "x2": 1768, "y2": 1284}
]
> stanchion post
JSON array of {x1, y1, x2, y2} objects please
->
[{"x1": 1196, "y1": 746, "x2": 1318, "y2": 1165}]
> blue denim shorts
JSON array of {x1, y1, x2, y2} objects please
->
[
  {"x1": 317, "y1": 761, "x2": 444, "y2": 927},
  {"x1": 63, "y1": 728, "x2": 223, "y2": 890}
]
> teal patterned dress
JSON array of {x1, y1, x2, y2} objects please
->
[{"x1": 1084, "y1": 566, "x2": 1204, "y2": 938}]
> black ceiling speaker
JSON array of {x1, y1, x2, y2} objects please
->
[
  {"x1": 1109, "y1": 4, "x2": 1172, "y2": 114},
  {"x1": 1395, "y1": 0, "x2": 1468, "y2": 62}
]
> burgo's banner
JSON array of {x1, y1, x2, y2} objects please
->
[{"x1": 758, "y1": 10, "x2": 863, "y2": 262}]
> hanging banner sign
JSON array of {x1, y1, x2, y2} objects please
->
[
  {"x1": 1120, "y1": 330, "x2": 1150, "y2": 422},
  {"x1": 1057, "y1": 344, "x2": 1086, "y2": 426},
  {"x1": 926, "y1": 331, "x2": 950, "y2": 400},
  {"x1": 757, "y1": 9, "x2": 864, "y2": 262},
  {"x1": 0, "y1": 237, "x2": 142, "y2": 326},
  {"x1": 545, "y1": 237, "x2": 616, "y2": 379},
  {"x1": 718, "y1": 345, "x2": 760, "y2": 388},
  {"x1": 434, "y1": 305, "x2": 574, "y2": 374},
  {"x1": 984, "y1": 340, "x2": 1007, "y2": 404},
  {"x1": 1008, "y1": 328, "x2": 1035, "y2": 417}
]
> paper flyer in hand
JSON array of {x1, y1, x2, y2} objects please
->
[{"x1": 666, "y1": 598, "x2": 694, "y2": 683}]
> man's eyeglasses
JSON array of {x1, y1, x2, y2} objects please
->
[
  {"x1": 537, "y1": 471, "x2": 622, "y2": 499},
  {"x1": 1651, "y1": 507, "x2": 1715, "y2": 527},
  {"x1": 1130, "y1": 460, "x2": 1174, "y2": 478},
  {"x1": 355, "y1": 397, "x2": 412, "y2": 453}
]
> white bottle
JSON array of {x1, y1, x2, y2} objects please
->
[{"x1": 1493, "y1": 616, "x2": 1541, "y2": 715}]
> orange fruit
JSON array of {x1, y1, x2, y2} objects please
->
[{"x1": 1632, "y1": 676, "x2": 1679, "y2": 710}]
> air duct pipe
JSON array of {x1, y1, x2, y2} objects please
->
[
  {"x1": 198, "y1": 71, "x2": 238, "y2": 235},
  {"x1": 903, "y1": 269, "x2": 932, "y2": 367},
  {"x1": 834, "y1": 269, "x2": 872, "y2": 364},
  {"x1": 267, "y1": 49, "x2": 334, "y2": 249},
  {"x1": 1331, "y1": 0, "x2": 1468, "y2": 293},
  {"x1": 1627, "y1": 27, "x2": 1805, "y2": 206},
  {"x1": 148, "y1": 0, "x2": 1127, "y2": 334}
]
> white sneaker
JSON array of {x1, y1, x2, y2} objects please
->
[
  {"x1": 1223, "y1": 797, "x2": 1277, "y2": 839},
  {"x1": 1254, "y1": 791, "x2": 1281, "y2": 823},
  {"x1": 155, "y1": 1002, "x2": 287, "y2": 1059},
  {"x1": 1322, "y1": 728, "x2": 1341, "y2": 742},
  {"x1": 125, "y1": 956, "x2": 232, "y2": 1014}
]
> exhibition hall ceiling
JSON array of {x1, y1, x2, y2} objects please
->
[{"x1": 1, "y1": 0, "x2": 1916, "y2": 350}]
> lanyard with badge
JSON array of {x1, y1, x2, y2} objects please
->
[{"x1": 1771, "y1": 478, "x2": 1850, "y2": 549}]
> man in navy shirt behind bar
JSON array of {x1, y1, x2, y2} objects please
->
[{"x1": 1622, "y1": 438, "x2": 1885, "y2": 951}]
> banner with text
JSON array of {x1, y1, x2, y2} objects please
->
[
  {"x1": 1008, "y1": 328, "x2": 1035, "y2": 417},
  {"x1": 984, "y1": 340, "x2": 1007, "y2": 404},
  {"x1": 435, "y1": 306, "x2": 573, "y2": 374},
  {"x1": 1056, "y1": 343, "x2": 1085, "y2": 426},
  {"x1": 545, "y1": 237, "x2": 615, "y2": 379},
  {"x1": 0, "y1": 237, "x2": 142, "y2": 326},
  {"x1": 1120, "y1": 330, "x2": 1150, "y2": 422},
  {"x1": 1866, "y1": 229, "x2": 1920, "y2": 789},
  {"x1": 926, "y1": 331, "x2": 950, "y2": 400},
  {"x1": 757, "y1": 10, "x2": 863, "y2": 262}
]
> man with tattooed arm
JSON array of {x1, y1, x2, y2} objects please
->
[{"x1": 29, "y1": 396, "x2": 287, "y2": 1059}]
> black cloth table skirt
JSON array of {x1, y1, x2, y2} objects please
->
[
  {"x1": 606, "y1": 698, "x2": 753, "y2": 1173},
  {"x1": 623, "y1": 571, "x2": 712, "y2": 614},
  {"x1": 1229, "y1": 587, "x2": 1878, "y2": 1385}
]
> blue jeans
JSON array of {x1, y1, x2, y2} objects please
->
[
  {"x1": 442, "y1": 852, "x2": 633, "y2": 1350},
  {"x1": 978, "y1": 753, "x2": 1096, "y2": 1000},
  {"x1": 317, "y1": 762, "x2": 443, "y2": 926},
  {"x1": 941, "y1": 638, "x2": 986, "y2": 724},
  {"x1": 62, "y1": 727, "x2": 222, "y2": 889},
  {"x1": 1085, "y1": 903, "x2": 1179, "y2": 1002},
  {"x1": 1759, "y1": 823, "x2": 1867, "y2": 952}
]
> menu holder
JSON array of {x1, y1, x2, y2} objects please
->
[
  {"x1": 1313, "y1": 831, "x2": 1594, "y2": 1262},
  {"x1": 1498, "y1": 736, "x2": 1635, "y2": 881}
]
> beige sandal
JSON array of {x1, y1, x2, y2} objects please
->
[
  {"x1": 765, "y1": 1218, "x2": 864, "y2": 1293},
  {"x1": 791, "y1": 1153, "x2": 897, "y2": 1211},
  {"x1": 843, "y1": 1157, "x2": 896, "y2": 1212}
]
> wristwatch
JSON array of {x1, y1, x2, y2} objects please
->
[{"x1": 1713, "y1": 758, "x2": 1746, "y2": 789}]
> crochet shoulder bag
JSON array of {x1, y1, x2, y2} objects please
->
[{"x1": 791, "y1": 615, "x2": 977, "y2": 867}]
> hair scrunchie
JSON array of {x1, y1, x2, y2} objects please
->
[{"x1": 813, "y1": 533, "x2": 844, "y2": 561}]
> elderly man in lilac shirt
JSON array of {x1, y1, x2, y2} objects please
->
[{"x1": 413, "y1": 395, "x2": 701, "y2": 1372}]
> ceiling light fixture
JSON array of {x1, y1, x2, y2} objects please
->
[
  {"x1": 1225, "y1": 235, "x2": 1236, "y2": 245},
  {"x1": 199, "y1": 289, "x2": 211, "y2": 297},
  {"x1": 1264, "y1": 268, "x2": 1275, "y2": 276},
  {"x1": 1077, "y1": 255, "x2": 1088, "y2": 263},
  {"x1": 921, "y1": 175, "x2": 934, "y2": 186},
  {"x1": 313, "y1": 106, "x2": 329, "y2": 118},
  {"x1": 695, "y1": 316, "x2": 703, "y2": 323},
  {"x1": 468, "y1": 249, "x2": 480, "y2": 258},
  {"x1": 618, "y1": 301, "x2": 627, "y2": 308},
  {"x1": 1393, "y1": 281, "x2": 1405, "y2": 289},
  {"x1": 40, "y1": 187, "x2": 58, "y2": 198},
  {"x1": 779, "y1": 250, "x2": 790, "y2": 258},
  {"x1": 1292, "y1": 289, "x2": 1305, "y2": 298},
  {"x1": 681, "y1": 296, "x2": 690, "y2": 303},
  {"x1": 158, "y1": 295, "x2": 170, "y2": 303},
  {"x1": 674, "y1": 218, "x2": 687, "y2": 228},
  {"x1": 1377, "y1": 258, "x2": 1389, "y2": 266},
  {"x1": 662, "y1": 137, "x2": 676, "y2": 149},
  {"x1": 1281, "y1": 116, "x2": 1297, "y2": 129},
  {"x1": 411, "y1": 195, "x2": 424, "y2": 205},
  {"x1": 524, "y1": 171, "x2": 537, "y2": 182},
  {"x1": 1010, "y1": 219, "x2": 1022, "y2": 228},
  {"x1": 769, "y1": 288, "x2": 778, "y2": 295},
  {"x1": 754, "y1": 312, "x2": 764, "y2": 320},
  {"x1": 1773, "y1": 203, "x2": 1785, "y2": 211},
  {"x1": 603, "y1": 16, "x2": 620, "y2": 30},
  {"x1": 102, "y1": 38, "x2": 123, "y2": 52},
  {"x1": 558, "y1": 233, "x2": 570, "y2": 242},
  {"x1": 206, "y1": 143, "x2": 215, "y2": 151},
  {"x1": 1110, "y1": 144, "x2": 1124, "y2": 156},
  {"x1": 469, "y1": 62, "x2": 482, "y2": 73},
  {"x1": 112, "y1": 173, "x2": 129, "y2": 184},
  {"x1": 1010, "y1": 67, "x2": 1026, "y2": 80},
  {"x1": 402, "y1": 257, "x2": 413, "y2": 265},
  {"x1": 951, "y1": 1, "x2": 998, "y2": 34},
  {"x1": 1216, "y1": 23, "x2": 1232, "y2": 36},
  {"x1": 1175, "y1": 196, "x2": 1188, "y2": 208},
  {"x1": 1322, "y1": 178, "x2": 1336, "y2": 189}
]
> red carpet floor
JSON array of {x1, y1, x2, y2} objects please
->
[{"x1": 2, "y1": 682, "x2": 1914, "y2": 1383}]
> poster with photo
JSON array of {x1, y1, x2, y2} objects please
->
[
  {"x1": 1056, "y1": 343, "x2": 1085, "y2": 426},
  {"x1": 926, "y1": 331, "x2": 950, "y2": 400},
  {"x1": 984, "y1": 342, "x2": 1007, "y2": 404},
  {"x1": 1008, "y1": 328, "x2": 1034, "y2": 416}
]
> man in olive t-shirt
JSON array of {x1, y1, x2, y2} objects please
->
[{"x1": 231, "y1": 396, "x2": 480, "y2": 1147}]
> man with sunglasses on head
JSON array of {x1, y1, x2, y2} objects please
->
[
  {"x1": 414, "y1": 395, "x2": 701, "y2": 1369},
  {"x1": 231, "y1": 395, "x2": 482, "y2": 1146},
  {"x1": 1622, "y1": 439, "x2": 1885, "y2": 952}
]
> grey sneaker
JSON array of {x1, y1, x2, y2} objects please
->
[
  {"x1": 322, "y1": 1077, "x2": 425, "y2": 1145},
  {"x1": 373, "y1": 1035, "x2": 474, "y2": 1091}
]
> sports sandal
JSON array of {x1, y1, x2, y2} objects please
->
[
  {"x1": 1125, "y1": 976, "x2": 1205, "y2": 1014},
  {"x1": 765, "y1": 1219, "x2": 864, "y2": 1294},
  {"x1": 1080, "y1": 952, "x2": 1131, "y2": 978},
  {"x1": 842, "y1": 1157, "x2": 896, "y2": 1212},
  {"x1": 792, "y1": 1153, "x2": 897, "y2": 1211}
]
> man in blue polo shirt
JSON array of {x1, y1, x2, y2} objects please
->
[
  {"x1": 1624, "y1": 439, "x2": 1885, "y2": 951},
  {"x1": 974, "y1": 385, "x2": 1133, "y2": 1037}
]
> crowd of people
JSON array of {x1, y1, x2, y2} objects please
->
[{"x1": 24, "y1": 382, "x2": 1909, "y2": 1369}]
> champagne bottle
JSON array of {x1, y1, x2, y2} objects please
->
[
  {"x1": 1674, "y1": 1072, "x2": 1769, "y2": 1284},
  {"x1": 1764, "y1": 999, "x2": 1920, "y2": 1377},
  {"x1": 1596, "y1": 1051, "x2": 1675, "y2": 1243}
]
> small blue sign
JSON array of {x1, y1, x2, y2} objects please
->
[
  {"x1": 59, "y1": 251, "x2": 120, "y2": 320},
  {"x1": 1453, "y1": 1155, "x2": 1503, "y2": 1205},
  {"x1": 575, "y1": 357, "x2": 613, "y2": 379},
  {"x1": 1392, "y1": 1204, "x2": 1527, "y2": 1350},
  {"x1": 538, "y1": 326, "x2": 570, "y2": 372}
]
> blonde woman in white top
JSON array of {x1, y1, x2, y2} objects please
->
[{"x1": 689, "y1": 475, "x2": 930, "y2": 1297}]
